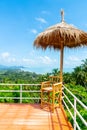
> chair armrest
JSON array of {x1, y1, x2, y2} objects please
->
[
  {"x1": 41, "y1": 81, "x2": 51, "y2": 89},
  {"x1": 53, "y1": 82, "x2": 62, "y2": 92}
]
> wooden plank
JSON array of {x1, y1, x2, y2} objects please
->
[{"x1": 0, "y1": 103, "x2": 73, "y2": 130}]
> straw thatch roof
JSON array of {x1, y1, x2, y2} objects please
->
[{"x1": 34, "y1": 21, "x2": 87, "y2": 50}]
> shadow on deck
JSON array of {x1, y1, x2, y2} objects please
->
[{"x1": 0, "y1": 103, "x2": 73, "y2": 130}]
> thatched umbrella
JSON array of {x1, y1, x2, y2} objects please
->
[{"x1": 34, "y1": 10, "x2": 87, "y2": 82}]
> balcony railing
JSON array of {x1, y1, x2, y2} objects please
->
[
  {"x1": 63, "y1": 85, "x2": 87, "y2": 130},
  {"x1": 0, "y1": 83, "x2": 41, "y2": 103},
  {"x1": 0, "y1": 83, "x2": 87, "y2": 130}
]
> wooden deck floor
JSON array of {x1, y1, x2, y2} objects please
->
[{"x1": 0, "y1": 103, "x2": 73, "y2": 130}]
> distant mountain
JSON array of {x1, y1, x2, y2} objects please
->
[{"x1": 0, "y1": 65, "x2": 24, "y2": 71}]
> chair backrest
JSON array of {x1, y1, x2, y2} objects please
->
[
  {"x1": 41, "y1": 81, "x2": 51, "y2": 89},
  {"x1": 49, "y1": 76, "x2": 60, "y2": 83},
  {"x1": 53, "y1": 82, "x2": 62, "y2": 93}
]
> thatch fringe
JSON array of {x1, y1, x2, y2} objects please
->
[{"x1": 34, "y1": 22, "x2": 87, "y2": 50}]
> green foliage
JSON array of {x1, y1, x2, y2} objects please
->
[
  {"x1": 0, "y1": 69, "x2": 44, "y2": 84},
  {"x1": 52, "y1": 68, "x2": 60, "y2": 76},
  {"x1": 69, "y1": 59, "x2": 87, "y2": 88}
]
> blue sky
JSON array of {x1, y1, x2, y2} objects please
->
[{"x1": 0, "y1": 0, "x2": 87, "y2": 74}]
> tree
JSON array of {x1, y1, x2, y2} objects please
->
[
  {"x1": 71, "y1": 59, "x2": 87, "y2": 88},
  {"x1": 52, "y1": 68, "x2": 60, "y2": 76},
  {"x1": 81, "y1": 59, "x2": 87, "y2": 71}
]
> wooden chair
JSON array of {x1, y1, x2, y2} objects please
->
[
  {"x1": 49, "y1": 76, "x2": 60, "y2": 83},
  {"x1": 41, "y1": 81, "x2": 62, "y2": 112}
]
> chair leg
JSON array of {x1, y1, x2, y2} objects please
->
[
  {"x1": 41, "y1": 90, "x2": 56, "y2": 113},
  {"x1": 59, "y1": 91, "x2": 62, "y2": 107},
  {"x1": 48, "y1": 92, "x2": 50, "y2": 110},
  {"x1": 41, "y1": 90, "x2": 43, "y2": 108},
  {"x1": 52, "y1": 91, "x2": 55, "y2": 112}
]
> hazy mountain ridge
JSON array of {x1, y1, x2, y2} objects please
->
[{"x1": 0, "y1": 65, "x2": 24, "y2": 70}]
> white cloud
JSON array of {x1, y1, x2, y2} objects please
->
[
  {"x1": 23, "y1": 58, "x2": 34, "y2": 63},
  {"x1": 41, "y1": 11, "x2": 50, "y2": 15},
  {"x1": 39, "y1": 56, "x2": 56, "y2": 65},
  {"x1": 68, "y1": 56, "x2": 79, "y2": 61},
  {"x1": 31, "y1": 29, "x2": 38, "y2": 34},
  {"x1": 22, "y1": 55, "x2": 57, "y2": 67},
  {"x1": 8, "y1": 58, "x2": 16, "y2": 62},
  {"x1": 64, "y1": 55, "x2": 82, "y2": 68},
  {"x1": 0, "y1": 52, "x2": 16, "y2": 64},
  {"x1": 1, "y1": 52, "x2": 10, "y2": 59},
  {"x1": 35, "y1": 17, "x2": 47, "y2": 24}
]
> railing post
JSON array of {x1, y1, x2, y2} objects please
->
[
  {"x1": 74, "y1": 98, "x2": 76, "y2": 130},
  {"x1": 20, "y1": 84, "x2": 22, "y2": 103}
]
